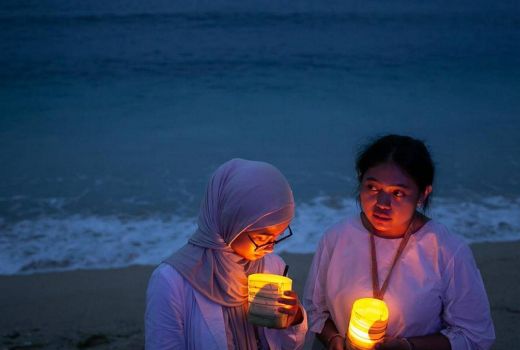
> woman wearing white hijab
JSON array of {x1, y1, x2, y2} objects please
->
[{"x1": 145, "y1": 159, "x2": 307, "y2": 350}]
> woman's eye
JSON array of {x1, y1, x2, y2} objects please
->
[
  {"x1": 255, "y1": 236, "x2": 270, "y2": 244},
  {"x1": 393, "y1": 190, "x2": 404, "y2": 197},
  {"x1": 367, "y1": 184, "x2": 378, "y2": 191}
]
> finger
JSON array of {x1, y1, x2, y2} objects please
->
[
  {"x1": 277, "y1": 297, "x2": 297, "y2": 306},
  {"x1": 277, "y1": 306, "x2": 297, "y2": 315},
  {"x1": 283, "y1": 290, "x2": 297, "y2": 297}
]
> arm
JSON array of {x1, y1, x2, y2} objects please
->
[
  {"x1": 406, "y1": 335, "x2": 451, "y2": 350},
  {"x1": 438, "y1": 244, "x2": 495, "y2": 350},
  {"x1": 303, "y1": 234, "x2": 345, "y2": 349},
  {"x1": 376, "y1": 334, "x2": 451, "y2": 350},
  {"x1": 318, "y1": 318, "x2": 346, "y2": 350},
  {"x1": 378, "y1": 243, "x2": 495, "y2": 350},
  {"x1": 145, "y1": 265, "x2": 186, "y2": 350}
]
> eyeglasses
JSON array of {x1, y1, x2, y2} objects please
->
[{"x1": 247, "y1": 226, "x2": 293, "y2": 251}]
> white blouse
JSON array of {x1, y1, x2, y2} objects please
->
[
  {"x1": 145, "y1": 253, "x2": 307, "y2": 350},
  {"x1": 303, "y1": 216, "x2": 495, "y2": 350}
]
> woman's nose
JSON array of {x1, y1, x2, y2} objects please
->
[{"x1": 376, "y1": 191, "x2": 391, "y2": 209}]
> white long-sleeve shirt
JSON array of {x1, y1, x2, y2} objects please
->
[
  {"x1": 145, "y1": 253, "x2": 307, "y2": 350},
  {"x1": 303, "y1": 216, "x2": 495, "y2": 350}
]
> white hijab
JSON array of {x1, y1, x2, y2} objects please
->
[{"x1": 165, "y1": 159, "x2": 294, "y2": 349}]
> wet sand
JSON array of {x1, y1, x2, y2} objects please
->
[{"x1": 1, "y1": 241, "x2": 518, "y2": 349}]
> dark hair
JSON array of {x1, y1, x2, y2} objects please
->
[{"x1": 355, "y1": 134, "x2": 435, "y2": 210}]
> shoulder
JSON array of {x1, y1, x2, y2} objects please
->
[
  {"x1": 319, "y1": 215, "x2": 363, "y2": 249},
  {"x1": 147, "y1": 263, "x2": 190, "y2": 299},
  {"x1": 416, "y1": 220, "x2": 474, "y2": 266},
  {"x1": 421, "y1": 220, "x2": 468, "y2": 249},
  {"x1": 145, "y1": 264, "x2": 197, "y2": 326},
  {"x1": 151, "y1": 262, "x2": 185, "y2": 283}
]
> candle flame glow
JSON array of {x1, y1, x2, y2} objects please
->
[{"x1": 347, "y1": 298, "x2": 389, "y2": 350}]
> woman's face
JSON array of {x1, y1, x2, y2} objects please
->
[
  {"x1": 359, "y1": 162, "x2": 430, "y2": 236},
  {"x1": 230, "y1": 222, "x2": 289, "y2": 261}
]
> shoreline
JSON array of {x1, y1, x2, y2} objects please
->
[{"x1": 1, "y1": 241, "x2": 518, "y2": 349}]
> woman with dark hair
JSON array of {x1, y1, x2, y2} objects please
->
[
  {"x1": 304, "y1": 135, "x2": 495, "y2": 350},
  {"x1": 145, "y1": 159, "x2": 307, "y2": 349}
]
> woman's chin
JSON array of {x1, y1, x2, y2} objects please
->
[
  {"x1": 370, "y1": 220, "x2": 391, "y2": 231},
  {"x1": 244, "y1": 253, "x2": 265, "y2": 261}
]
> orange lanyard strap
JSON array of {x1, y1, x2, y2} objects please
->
[{"x1": 370, "y1": 217, "x2": 415, "y2": 300}]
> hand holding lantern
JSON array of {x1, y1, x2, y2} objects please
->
[
  {"x1": 248, "y1": 273, "x2": 297, "y2": 329},
  {"x1": 347, "y1": 298, "x2": 389, "y2": 350},
  {"x1": 277, "y1": 290, "x2": 304, "y2": 327}
]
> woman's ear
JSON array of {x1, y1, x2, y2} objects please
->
[{"x1": 418, "y1": 185, "x2": 433, "y2": 207}]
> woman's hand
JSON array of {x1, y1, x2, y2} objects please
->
[
  {"x1": 277, "y1": 290, "x2": 304, "y2": 327},
  {"x1": 375, "y1": 337, "x2": 413, "y2": 350}
]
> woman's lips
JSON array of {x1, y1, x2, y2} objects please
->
[{"x1": 373, "y1": 213, "x2": 391, "y2": 221}]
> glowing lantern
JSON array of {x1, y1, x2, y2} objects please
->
[
  {"x1": 347, "y1": 298, "x2": 389, "y2": 350},
  {"x1": 247, "y1": 273, "x2": 293, "y2": 329}
]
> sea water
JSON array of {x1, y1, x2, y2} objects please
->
[{"x1": 1, "y1": 0, "x2": 519, "y2": 274}]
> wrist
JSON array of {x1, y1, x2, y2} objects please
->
[
  {"x1": 327, "y1": 333, "x2": 343, "y2": 348},
  {"x1": 290, "y1": 305, "x2": 304, "y2": 326}
]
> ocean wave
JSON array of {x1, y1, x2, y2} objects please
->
[
  {"x1": 0, "y1": 214, "x2": 197, "y2": 275},
  {"x1": 1, "y1": 195, "x2": 519, "y2": 275}
]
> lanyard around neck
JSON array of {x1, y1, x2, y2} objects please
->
[{"x1": 369, "y1": 216, "x2": 415, "y2": 300}]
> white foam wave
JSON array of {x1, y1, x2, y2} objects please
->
[
  {"x1": 1, "y1": 195, "x2": 519, "y2": 275},
  {"x1": 430, "y1": 196, "x2": 520, "y2": 242},
  {"x1": 287, "y1": 195, "x2": 520, "y2": 250},
  {"x1": 0, "y1": 215, "x2": 197, "y2": 275},
  {"x1": 285, "y1": 195, "x2": 520, "y2": 251}
]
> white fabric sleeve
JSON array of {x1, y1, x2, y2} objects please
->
[
  {"x1": 264, "y1": 307, "x2": 308, "y2": 350},
  {"x1": 440, "y1": 244, "x2": 495, "y2": 350},
  {"x1": 145, "y1": 265, "x2": 186, "y2": 350},
  {"x1": 303, "y1": 234, "x2": 332, "y2": 334}
]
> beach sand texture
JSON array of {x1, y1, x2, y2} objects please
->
[{"x1": 1, "y1": 241, "x2": 518, "y2": 350}]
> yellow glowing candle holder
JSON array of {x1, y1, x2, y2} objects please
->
[
  {"x1": 247, "y1": 273, "x2": 293, "y2": 329},
  {"x1": 347, "y1": 298, "x2": 389, "y2": 350}
]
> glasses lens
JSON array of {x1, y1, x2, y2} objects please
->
[{"x1": 250, "y1": 226, "x2": 293, "y2": 251}]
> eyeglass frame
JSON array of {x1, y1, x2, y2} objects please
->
[{"x1": 247, "y1": 226, "x2": 293, "y2": 251}]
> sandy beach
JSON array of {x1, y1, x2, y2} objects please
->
[{"x1": 1, "y1": 241, "x2": 519, "y2": 350}]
